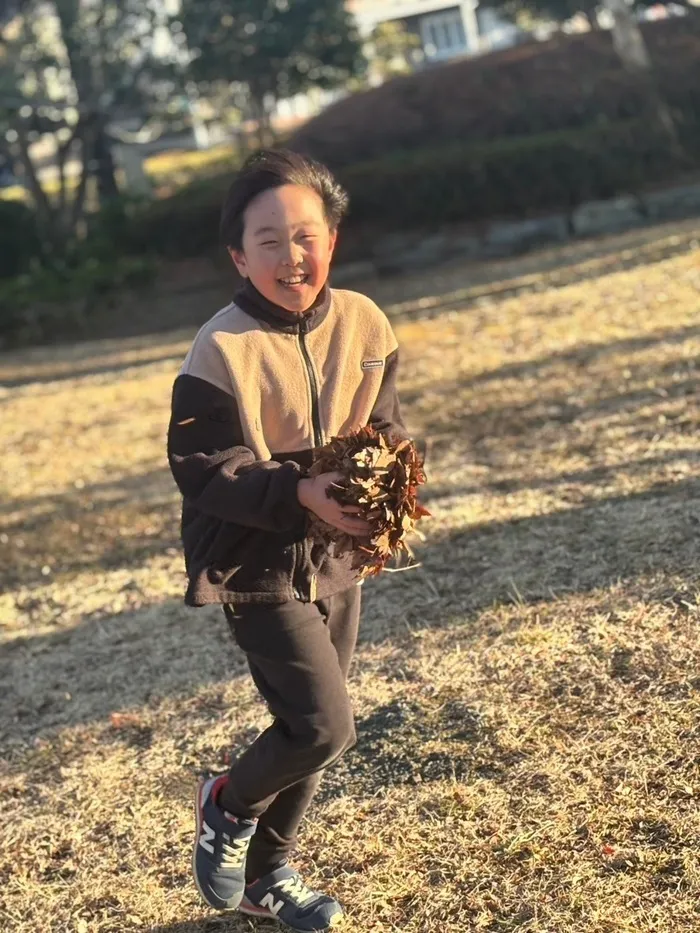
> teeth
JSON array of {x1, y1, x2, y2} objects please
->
[{"x1": 280, "y1": 275, "x2": 306, "y2": 285}]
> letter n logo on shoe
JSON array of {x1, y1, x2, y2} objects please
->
[
  {"x1": 260, "y1": 893, "x2": 284, "y2": 916},
  {"x1": 199, "y1": 820, "x2": 216, "y2": 854}
]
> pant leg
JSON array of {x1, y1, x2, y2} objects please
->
[
  {"x1": 243, "y1": 585, "x2": 362, "y2": 880},
  {"x1": 219, "y1": 585, "x2": 361, "y2": 823}
]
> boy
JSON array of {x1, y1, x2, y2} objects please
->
[{"x1": 167, "y1": 149, "x2": 409, "y2": 932}]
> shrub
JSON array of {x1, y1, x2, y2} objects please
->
[
  {"x1": 0, "y1": 255, "x2": 156, "y2": 349},
  {"x1": 289, "y1": 19, "x2": 700, "y2": 168},
  {"x1": 0, "y1": 199, "x2": 41, "y2": 279},
  {"x1": 121, "y1": 176, "x2": 229, "y2": 260},
  {"x1": 336, "y1": 121, "x2": 694, "y2": 231}
]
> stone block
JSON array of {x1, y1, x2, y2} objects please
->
[
  {"x1": 483, "y1": 215, "x2": 569, "y2": 257},
  {"x1": 572, "y1": 197, "x2": 644, "y2": 237},
  {"x1": 642, "y1": 183, "x2": 700, "y2": 221}
]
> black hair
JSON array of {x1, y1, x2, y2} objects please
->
[{"x1": 220, "y1": 148, "x2": 349, "y2": 251}]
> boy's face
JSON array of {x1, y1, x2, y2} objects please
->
[{"x1": 230, "y1": 183, "x2": 337, "y2": 313}]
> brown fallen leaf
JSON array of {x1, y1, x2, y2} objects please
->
[{"x1": 307, "y1": 425, "x2": 429, "y2": 578}]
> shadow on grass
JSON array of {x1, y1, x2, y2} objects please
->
[
  {"x1": 0, "y1": 468, "x2": 181, "y2": 590},
  {"x1": 2, "y1": 473, "x2": 698, "y2": 748},
  {"x1": 401, "y1": 323, "x2": 700, "y2": 408},
  {"x1": 0, "y1": 349, "x2": 188, "y2": 390},
  {"x1": 374, "y1": 221, "x2": 700, "y2": 323},
  {"x1": 146, "y1": 919, "x2": 267, "y2": 933}
]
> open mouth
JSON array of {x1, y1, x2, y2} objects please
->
[{"x1": 278, "y1": 274, "x2": 310, "y2": 288}]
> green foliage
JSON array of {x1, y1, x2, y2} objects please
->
[
  {"x1": 0, "y1": 255, "x2": 156, "y2": 348},
  {"x1": 179, "y1": 0, "x2": 365, "y2": 111},
  {"x1": 336, "y1": 121, "x2": 694, "y2": 230},
  {"x1": 119, "y1": 176, "x2": 229, "y2": 259},
  {"x1": 490, "y1": 0, "x2": 598, "y2": 28},
  {"x1": 0, "y1": 200, "x2": 41, "y2": 279},
  {"x1": 1, "y1": 0, "x2": 183, "y2": 257},
  {"x1": 368, "y1": 21, "x2": 422, "y2": 80}
]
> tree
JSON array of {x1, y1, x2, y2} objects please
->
[
  {"x1": 490, "y1": 0, "x2": 601, "y2": 31},
  {"x1": 367, "y1": 21, "x2": 422, "y2": 81},
  {"x1": 489, "y1": 0, "x2": 687, "y2": 159},
  {"x1": 179, "y1": 0, "x2": 365, "y2": 146},
  {"x1": 0, "y1": 0, "x2": 181, "y2": 260},
  {"x1": 633, "y1": 0, "x2": 699, "y2": 14},
  {"x1": 601, "y1": 0, "x2": 685, "y2": 157}
]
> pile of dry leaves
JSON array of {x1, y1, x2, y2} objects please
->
[{"x1": 307, "y1": 426, "x2": 430, "y2": 577}]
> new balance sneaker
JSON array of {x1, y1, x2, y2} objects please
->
[
  {"x1": 240, "y1": 865, "x2": 344, "y2": 931},
  {"x1": 192, "y1": 773, "x2": 257, "y2": 911}
]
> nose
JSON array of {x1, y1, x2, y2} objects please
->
[{"x1": 282, "y1": 239, "x2": 304, "y2": 266}]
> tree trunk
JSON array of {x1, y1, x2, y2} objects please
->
[
  {"x1": 71, "y1": 123, "x2": 95, "y2": 232},
  {"x1": 93, "y1": 120, "x2": 120, "y2": 206},
  {"x1": 11, "y1": 124, "x2": 59, "y2": 261},
  {"x1": 249, "y1": 88, "x2": 276, "y2": 149},
  {"x1": 582, "y1": 3, "x2": 600, "y2": 30},
  {"x1": 602, "y1": 0, "x2": 685, "y2": 161}
]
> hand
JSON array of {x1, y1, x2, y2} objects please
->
[{"x1": 297, "y1": 472, "x2": 371, "y2": 537}]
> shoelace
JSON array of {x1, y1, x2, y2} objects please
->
[
  {"x1": 275, "y1": 874, "x2": 317, "y2": 907},
  {"x1": 219, "y1": 834, "x2": 251, "y2": 870}
]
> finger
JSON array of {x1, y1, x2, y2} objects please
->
[
  {"x1": 341, "y1": 520, "x2": 372, "y2": 535},
  {"x1": 340, "y1": 505, "x2": 363, "y2": 514}
]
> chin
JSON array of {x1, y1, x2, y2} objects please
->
[{"x1": 276, "y1": 285, "x2": 318, "y2": 313}]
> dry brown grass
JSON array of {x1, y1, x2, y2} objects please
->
[{"x1": 1, "y1": 221, "x2": 699, "y2": 933}]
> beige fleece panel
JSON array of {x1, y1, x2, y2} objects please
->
[
  {"x1": 307, "y1": 289, "x2": 398, "y2": 439},
  {"x1": 179, "y1": 303, "x2": 239, "y2": 396},
  {"x1": 179, "y1": 289, "x2": 398, "y2": 460}
]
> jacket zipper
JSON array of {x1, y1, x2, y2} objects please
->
[
  {"x1": 298, "y1": 318, "x2": 323, "y2": 449},
  {"x1": 294, "y1": 318, "x2": 322, "y2": 601}
]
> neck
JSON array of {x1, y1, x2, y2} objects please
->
[{"x1": 235, "y1": 279, "x2": 331, "y2": 332}]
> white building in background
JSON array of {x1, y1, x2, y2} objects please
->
[{"x1": 348, "y1": 0, "x2": 520, "y2": 64}]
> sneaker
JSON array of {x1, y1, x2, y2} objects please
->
[
  {"x1": 192, "y1": 772, "x2": 257, "y2": 911},
  {"x1": 240, "y1": 865, "x2": 344, "y2": 931}
]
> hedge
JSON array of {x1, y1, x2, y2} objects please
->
[
  {"x1": 121, "y1": 118, "x2": 698, "y2": 264},
  {"x1": 118, "y1": 176, "x2": 229, "y2": 260},
  {"x1": 334, "y1": 120, "x2": 698, "y2": 230},
  {"x1": 289, "y1": 18, "x2": 700, "y2": 168}
]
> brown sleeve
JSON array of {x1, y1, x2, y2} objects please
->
[{"x1": 167, "y1": 373, "x2": 307, "y2": 533}]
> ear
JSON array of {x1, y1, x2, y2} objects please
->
[
  {"x1": 228, "y1": 246, "x2": 248, "y2": 278},
  {"x1": 328, "y1": 229, "x2": 338, "y2": 260}
]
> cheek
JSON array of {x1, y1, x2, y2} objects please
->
[
  {"x1": 249, "y1": 252, "x2": 278, "y2": 279},
  {"x1": 307, "y1": 241, "x2": 334, "y2": 273}
]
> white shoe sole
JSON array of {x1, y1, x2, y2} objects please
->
[{"x1": 239, "y1": 894, "x2": 344, "y2": 929}]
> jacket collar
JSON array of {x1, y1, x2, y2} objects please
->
[{"x1": 234, "y1": 279, "x2": 332, "y2": 334}]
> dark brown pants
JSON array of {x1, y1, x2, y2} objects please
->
[{"x1": 220, "y1": 584, "x2": 362, "y2": 882}]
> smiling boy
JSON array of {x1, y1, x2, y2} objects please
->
[{"x1": 167, "y1": 149, "x2": 409, "y2": 931}]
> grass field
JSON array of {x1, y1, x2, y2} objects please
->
[{"x1": 1, "y1": 221, "x2": 699, "y2": 933}]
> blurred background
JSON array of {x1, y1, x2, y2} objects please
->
[{"x1": 0, "y1": 0, "x2": 699, "y2": 348}]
